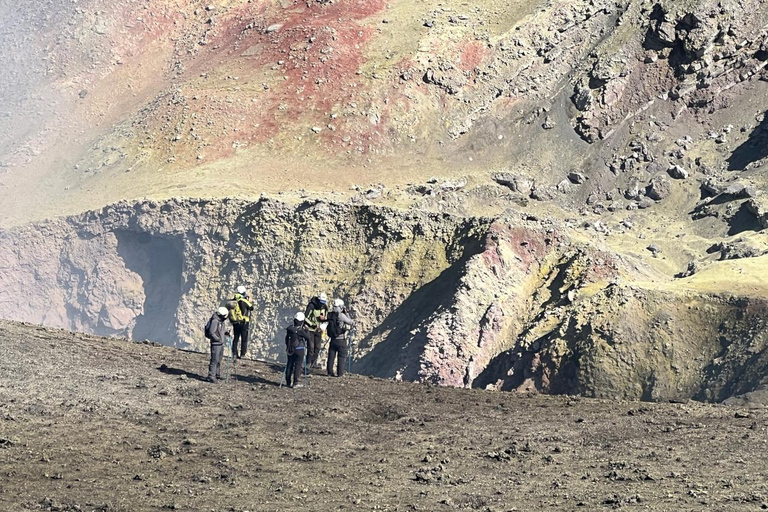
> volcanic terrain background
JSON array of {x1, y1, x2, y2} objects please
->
[{"x1": 0, "y1": 0, "x2": 767, "y2": 402}]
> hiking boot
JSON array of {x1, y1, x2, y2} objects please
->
[
  {"x1": 215, "y1": 375, "x2": 222, "y2": 380},
  {"x1": 293, "y1": 383, "x2": 305, "y2": 388},
  {"x1": 206, "y1": 376, "x2": 217, "y2": 384}
]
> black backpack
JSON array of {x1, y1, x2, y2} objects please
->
[
  {"x1": 327, "y1": 311, "x2": 347, "y2": 338},
  {"x1": 204, "y1": 316, "x2": 214, "y2": 340},
  {"x1": 288, "y1": 327, "x2": 306, "y2": 352}
]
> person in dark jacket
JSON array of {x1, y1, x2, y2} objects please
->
[
  {"x1": 285, "y1": 312, "x2": 310, "y2": 388},
  {"x1": 206, "y1": 307, "x2": 230, "y2": 383},
  {"x1": 303, "y1": 292, "x2": 328, "y2": 369},
  {"x1": 326, "y1": 299, "x2": 354, "y2": 377}
]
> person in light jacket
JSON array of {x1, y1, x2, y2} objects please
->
[{"x1": 326, "y1": 298, "x2": 354, "y2": 377}]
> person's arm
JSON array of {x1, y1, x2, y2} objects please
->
[
  {"x1": 240, "y1": 297, "x2": 254, "y2": 312},
  {"x1": 340, "y1": 311, "x2": 354, "y2": 327},
  {"x1": 210, "y1": 317, "x2": 223, "y2": 343}
]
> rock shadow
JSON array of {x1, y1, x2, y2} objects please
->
[
  {"x1": 354, "y1": 236, "x2": 485, "y2": 381},
  {"x1": 728, "y1": 110, "x2": 768, "y2": 171},
  {"x1": 115, "y1": 230, "x2": 184, "y2": 346},
  {"x1": 158, "y1": 364, "x2": 207, "y2": 382},
  {"x1": 727, "y1": 202, "x2": 764, "y2": 236}
]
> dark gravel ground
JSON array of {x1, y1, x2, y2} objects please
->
[{"x1": 1, "y1": 321, "x2": 766, "y2": 512}]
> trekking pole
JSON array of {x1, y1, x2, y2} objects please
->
[
  {"x1": 225, "y1": 335, "x2": 234, "y2": 384},
  {"x1": 279, "y1": 355, "x2": 287, "y2": 388},
  {"x1": 304, "y1": 352, "x2": 309, "y2": 387},
  {"x1": 232, "y1": 337, "x2": 238, "y2": 383},
  {"x1": 346, "y1": 329, "x2": 354, "y2": 374}
]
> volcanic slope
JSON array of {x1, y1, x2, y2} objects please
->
[
  {"x1": 2, "y1": 0, "x2": 768, "y2": 229},
  {"x1": 1, "y1": 321, "x2": 767, "y2": 512}
]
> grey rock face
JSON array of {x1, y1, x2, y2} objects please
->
[
  {"x1": 667, "y1": 164, "x2": 688, "y2": 180},
  {"x1": 646, "y1": 176, "x2": 671, "y2": 201}
]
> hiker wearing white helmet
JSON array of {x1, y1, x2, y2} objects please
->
[
  {"x1": 284, "y1": 311, "x2": 310, "y2": 388},
  {"x1": 326, "y1": 298, "x2": 354, "y2": 377},
  {"x1": 227, "y1": 285, "x2": 254, "y2": 359},
  {"x1": 204, "y1": 306, "x2": 231, "y2": 383},
  {"x1": 303, "y1": 292, "x2": 329, "y2": 370}
]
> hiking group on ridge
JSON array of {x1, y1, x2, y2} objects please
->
[{"x1": 204, "y1": 288, "x2": 354, "y2": 386}]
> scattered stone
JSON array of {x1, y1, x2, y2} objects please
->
[
  {"x1": 492, "y1": 173, "x2": 533, "y2": 195},
  {"x1": 266, "y1": 23, "x2": 283, "y2": 33},
  {"x1": 745, "y1": 199, "x2": 768, "y2": 228},
  {"x1": 531, "y1": 186, "x2": 552, "y2": 201},
  {"x1": 568, "y1": 171, "x2": 586, "y2": 184},
  {"x1": 667, "y1": 164, "x2": 688, "y2": 179},
  {"x1": 625, "y1": 179, "x2": 642, "y2": 200},
  {"x1": 701, "y1": 179, "x2": 722, "y2": 197},
  {"x1": 542, "y1": 116, "x2": 556, "y2": 130},
  {"x1": 439, "y1": 178, "x2": 467, "y2": 191},
  {"x1": 675, "y1": 261, "x2": 699, "y2": 278},
  {"x1": 646, "y1": 244, "x2": 662, "y2": 257},
  {"x1": 742, "y1": 186, "x2": 758, "y2": 199},
  {"x1": 646, "y1": 176, "x2": 671, "y2": 201},
  {"x1": 724, "y1": 183, "x2": 746, "y2": 197},
  {"x1": 556, "y1": 179, "x2": 573, "y2": 194}
]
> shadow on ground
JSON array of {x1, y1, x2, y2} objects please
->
[{"x1": 728, "y1": 110, "x2": 768, "y2": 171}]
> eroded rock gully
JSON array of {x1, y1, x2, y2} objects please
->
[{"x1": 0, "y1": 197, "x2": 765, "y2": 404}]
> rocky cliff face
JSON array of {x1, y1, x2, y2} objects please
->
[{"x1": 1, "y1": 197, "x2": 766, "y2": 402}]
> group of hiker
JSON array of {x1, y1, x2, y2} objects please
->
[{"x1": 204, "y1": 288, "x2": 354, "y2": 387}]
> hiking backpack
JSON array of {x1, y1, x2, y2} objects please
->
[
  {"x1": 204, "y1": 316, "x2": 214, "y2": 340},
  {"x1": 327, "y1": 311, "x2": 347, "y2": 338},
  {"x1": 288, "y1": 327, "x2": 306, "y2": 352},
  {"x1": 227, "y1": 298, "x2": 244, "y2": 322}
]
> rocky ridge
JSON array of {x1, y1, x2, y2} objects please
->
[{"x1": 1, "y1": 196, "x2": 766, "y2": 403}]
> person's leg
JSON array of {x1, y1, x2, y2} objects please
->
[
  {"x1": 286, "y1": 354, "x2": 296, "y2": 387},
  {"x1": 231, "y1": 323, "x2": 243, "y2": 358},
  {"x1": 292, "y1": 352, "x2": 304, "y2": 385},
  {"x1": 327, "y1": 340, "x2": 338, "y2": 376},
  {"x1": 336, "y1": 338, "x2": 348, "y2": 377},
  {"x1": 305, "y1": 331, "x2": 315, "y2": 367},
  {"x1": 240, "y1": 322, "x2": 250, "y2": 358},
  {"x1": 215, "y1": 344, "x2": 223, "y2": 378},
  {"x1": 313, "y1": 332, "x2": 323, "y2": 367},
  {"x1": 208, "y1": 344, "x2": 222, "y2": 381}
]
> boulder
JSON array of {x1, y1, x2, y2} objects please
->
[
  {"x1": 667, "y1": 164, "x2": 688, "y2": 180},
  {"x1": 492, "y1": 173, "x2": 533, "y2": 195},
  {"x1": 568, "y1": 172, "x2": 586, "y2": 184},
  {"x1": 646, "y1": 176, "x2": 671, "y2": 201}
]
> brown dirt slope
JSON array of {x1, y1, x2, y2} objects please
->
[{"x1": 1, "y1": 321, "x2": 767, "y2": 512}]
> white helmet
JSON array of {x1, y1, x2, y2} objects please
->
[
  {"x1": 236, "y1": 285, "x2": 246, "y2": 294},
  {"x1": 295, "y1": 312, "x2": 305, "y2": 322},
  {"x1": 333, "y1": 298, "x2": 344, "y2": 308},
  {"x1": 319, "y1": 292, "x2": 328, "y2": 303},
  {"x1": 217, "y1": 306, "x2": 229, "y2": 317}
]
